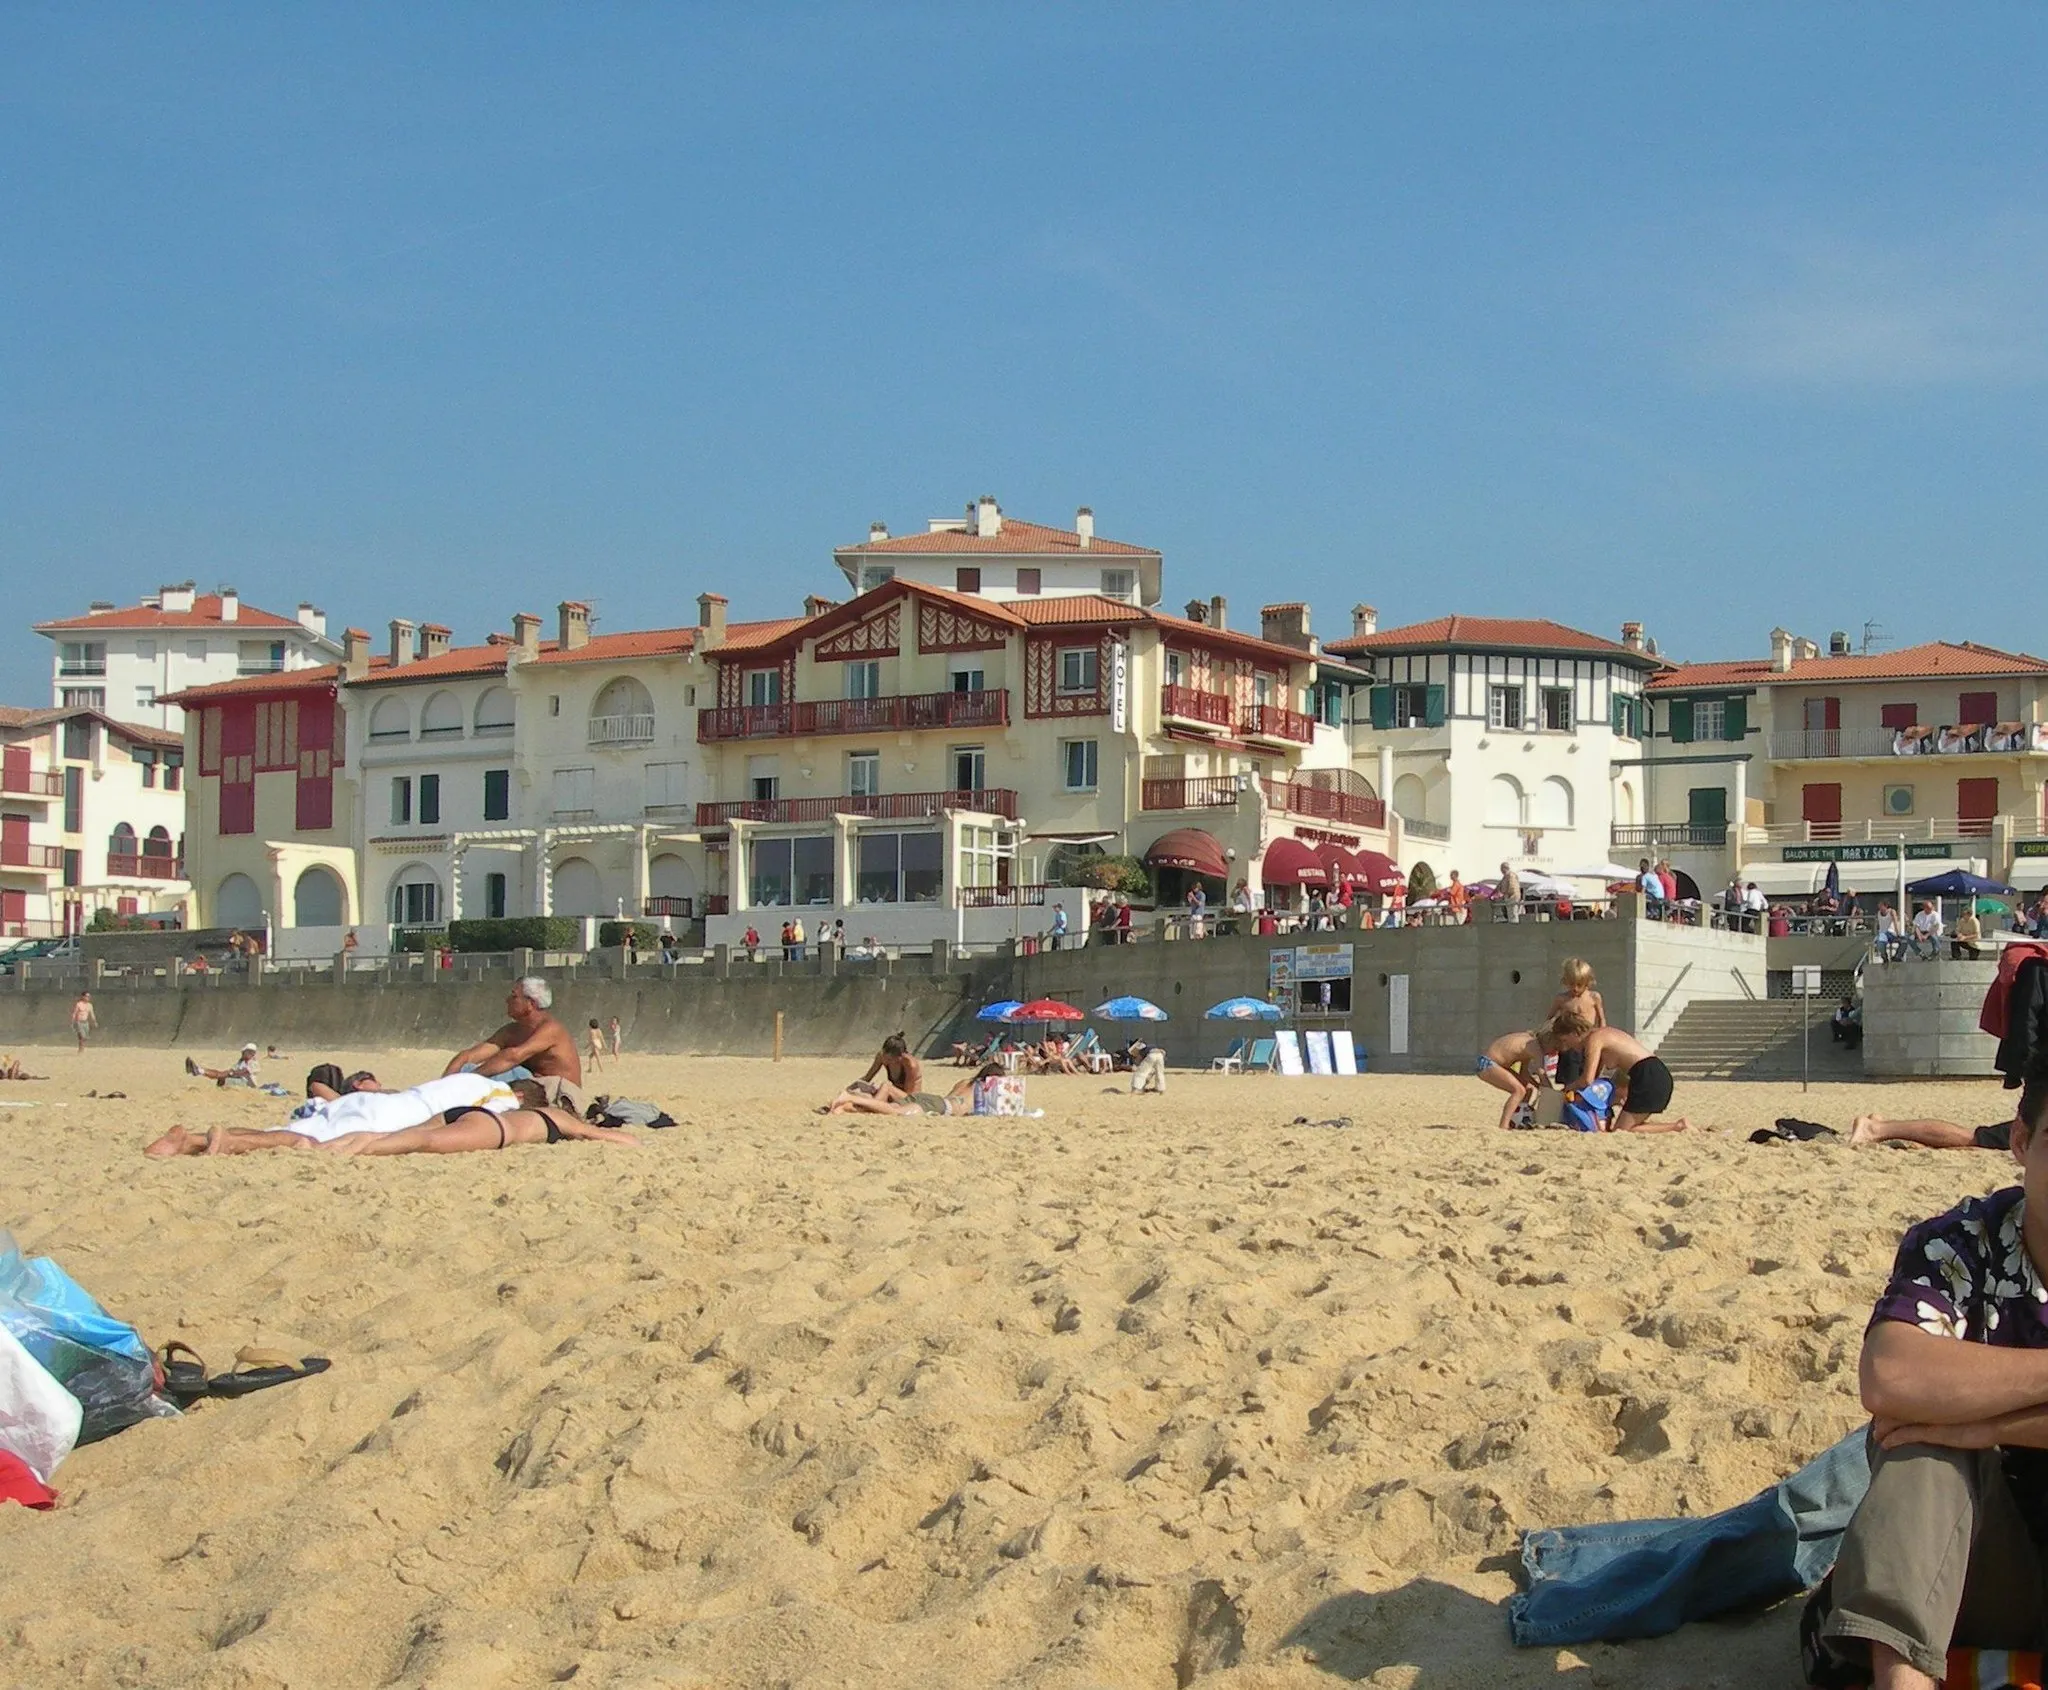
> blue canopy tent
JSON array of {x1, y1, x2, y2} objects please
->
[{"x1": 1905, "y1": 869, "x2": 2015, "y2": 899}]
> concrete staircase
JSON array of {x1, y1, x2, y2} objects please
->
[{"x1": 1652, "y1": 998, "x2": 1864, "y2": 1081}]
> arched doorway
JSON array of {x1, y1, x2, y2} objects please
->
[
  {"x1": 552, "y1": 856, "x2": 602, "y2": 916},
  {"x1": 293, "y1": 865, "x2": 345, "y2": 927},
  {"x1": 215, "y1": 872, "x2": 263, "y2": 928}
]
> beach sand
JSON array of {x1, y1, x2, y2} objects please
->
[{"x1": 0, "y1": 1045, "x2": 2024, "y2": 1689}]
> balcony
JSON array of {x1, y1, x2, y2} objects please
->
[
  {"x1": 57, "y1": 662, "x2": 106, "y2": 679},
  {"x1": 1159, "y1": 685, "x2": 1233, "y2": 730},
  {"x1": 1262, "y1": 778, "x2": 1386, "y2": 830},
  {"x1": 1742, "y1": 817, "x2": 1986, "y2": 846},
  {"x1": 0, "y1": 765, "x2": 62, "y2": 799},
  {"x1": 696, "y1": 787, "x2": 1020, "y2": 826},
  {"x1": 642, "y1": 896, "x2": 694, "y2": 919},
  {"x1": 1613, "y1": 823, "x2": 1729, "y2": 850},
  {"x1": 1768, "y1": 724, "x2": 2048, "y2": 761},
  {"x1": 0, "y1": 841, "x2": 63, "y2": 871},
  {"x1": 107, "y1": 852, "x2": 183, "y2": 881},
  {"x1": 589, "y1": 713, "x2": 656, "y2": 748},
  {"x1": 697, "y1": 689, "x2": 1009, "y2": 744},
  {"x1": 1141, "y1": 775, "x2": 1242, "y2": 811},
  {"x1": 236, "y1": 660, "x2": 286, "y2": 677},
  {"x1": 1240, "y1": 704, "x2": 1315, "y2": 745}
]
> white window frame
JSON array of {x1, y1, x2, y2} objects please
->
[
  {"x1": 1693, "y1": 699, "x2": 1727, "y2": 741},
  {"x1": 846, "y1": 661, "x2": 882, "y2": 700},
  {"x1": 847, "y1": 751, "x2": 881, "y2": 798},
  {"x1": 951, "y1": 745, "x2": 987, "y2": 792},
  {"x1": 1487, "y1": 685, "x2": 1524, "y2": 730},
  {"x1": 1057, "y1": 646, "x2": 1099, "y2": 694},
  {"x1": 1541, "y1": 687, "x2": 1573, "y2": 733},
  {"x1": 391, "y1": 776, "x2": 413, "y2": 826},
  {"x1": 746, "y1": 668, "x2": 782, "y2": 707},
  {"x1": 1099, "y1": 569, "x2": 1136, "y2": 602},
  {"x1": 1062, "y1": 738, "x2": 1100, "y2": 792}
]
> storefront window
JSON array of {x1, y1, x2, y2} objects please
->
[
  {"x1": 750, "y1": 834, "x2": 833, "y2": 906},
  {"x1": 856, "y1": 831, "x2": 944, "y2": 904}
]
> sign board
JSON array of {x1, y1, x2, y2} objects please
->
[
  {"x1": 1791, "y1": 966, "x2": 1823, "y2": 996},
  {"x1": 1293, "y1": 943, "x2": 1354, "y2": 981},
  {"x1": 1274, "y1": 1030, "x2": 1306, "y2": 1076},
  {"x1": 1267, "y1": 947, "x2": 1296, "y2": 1017},
  {"x1": 2017, "y1": 840, "x2": 2048, "y2": 858},
  {"x1": 1387, "y1": 972, "x2": 1409, "y2": 1055},
  {"x1": 1331, "y1": 1030, "x2": 1361, "y2": 1075},
  {"x1": 1109, "y1": 639, "x2": 1129, "y2": 734},
  {"x1": 1782, "y1": 842, "x2": 1957, "y2": 863},
  {"x1": 1305, "y1": 1030, "x2": 1335, "y2": 1075}
]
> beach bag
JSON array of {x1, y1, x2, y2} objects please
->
[
  {"x1": 0, "y1": 1322, "x2": 81, "y2": 1484},
  {"x1": 1560, "y1": 1078, "x2": 1613, "y2": 1134},
  {"x1": 972, "y1": 1075, "x2": 1026, "y2": 1116},
  {"x1": 0, "y1": 1231, "x2": 177, "y2": 1444},
  {"x1": 587, "y1": 1096, "x2": 676, "y2": 1129}
]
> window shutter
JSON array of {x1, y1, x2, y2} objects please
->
[
  {"x1": 1424, "y1": 685, "x2": 1446, "y2": 728},
  {"x1": 1669, "y1": 699, "x2": 1694, "y2": 743},
  {"x1": 1723, "y1": 696, "x2": 1747, "y2": 741},
  {"x1": 1369, "y1": 686, "x2": 1393, "y2": 730}
]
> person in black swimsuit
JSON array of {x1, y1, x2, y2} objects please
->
[{"x1": 318, "y1": 1102, "x2": 637, "y2": 1156}]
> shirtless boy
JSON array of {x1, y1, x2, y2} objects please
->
[
  {"x1": 1477, "y1": 1007, "x2": 1591, "y2": 1131},
  {"x1": 445, "y1": 977, "x2": 581, "y2": 1086},
  {"x1": 1578, "y1": 1024, "x2": 1688, "y2": 1133}
]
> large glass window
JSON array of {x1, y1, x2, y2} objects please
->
[
  {"x1": 1063, "y1": 739, "x2": 1099, "y2": 791},
  {"x1": 1541, "y1": 688, "x2": 1574, "y2": 732},
  {"x1": 952, "y1": 746, "x2": 986, "y2": 792},
  {"x1": 1488, "y1": 686, "x2": 1524, "y2": 730},
  {"x1": 1693, "y1": 699, "x2": 1727, "y2": 741},
  {"x1": 959, "y1": 824, "x2": 1007, "y2": 889},
  {"x1": 746, "y1": 669, "x2": 782, "y2": 707},
  {"x1": 856, "y1": 831, "x2": 943, "y2": 903},
  {"x1": 391, "y1": 877, "x2": 440, "y2": 925},
  {"x1": 749, "y1": 833, "x2": 834, "y2": 906},
  {"x1": 1058, "y1": 647, "x2": 1099, "y2": 694},
  {"x1": 63, "y1": 719, "x2": 92, "y2": 760},
  {"x1": 846, "y1": 661, "x2": 881, "y2": 700},
  {"x1": 58, "y1": 642, "x2": 105, "y2": 677}
]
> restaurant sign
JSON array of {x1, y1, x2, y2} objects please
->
[
  {"x1": 1782, "y1": 842, "x2": 1959, "y2": 863},
  {"x1": 2014, "y1": 839, "x2": 2048, "y2": 857}
]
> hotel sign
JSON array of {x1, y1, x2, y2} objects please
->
[
  {"x1": 1109, "y1": 638, "x2": 1129, "y2": 734},
  {"x1": 1782, "y1": 842, "x2": 1959, "y2": 863}
]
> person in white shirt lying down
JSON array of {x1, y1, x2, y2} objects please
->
[{"x1": 144, "y1": 1071, "x2": 522, "y2": 1157}]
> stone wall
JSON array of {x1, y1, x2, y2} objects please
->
[
  {"x1": 1860, "y1": 958, "x2": 2002, "y2": 1077},
  {"x1": 1628, "y1": 920, "x2": 1768, "y2": 1048}
]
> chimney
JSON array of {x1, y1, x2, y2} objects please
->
[
  {"x1": 297, "y1": 602, "x2": 326, "y2": 638},
  {"x1": 87, "y1": 600, "x2": 116, "y2": 616},
  {"x1": 1769, "y1": 627, "x2": 1794, "y2": 673},
  {"x1": 1352, "y1": 604, "x2": 1377, "y2": 638},
  {"x1": 343, "y1": 627, "x2": 372, "y2": 680},
  {"x1": 695, "y1": 592, "x2": 727, "y2": 652},
  {"x1": 1209, "y1": 594, "x2": 1227, "y2": 633},
  {"x1": 419, "y1": 623, "x2": 451, "y2": 660},
  {"x1": 557, "y1": 601, "x2": 591, "y2": 652},
  {"x1": 1076, "y1": 506, "x2": 1094, "y2": 549},
  {"x1": 975, "y1": 494, "x2": 1002, "y2": 539},
  {"x1": 1260, "y1": 602, "x2": 1311, "y2": 649},
  {"x1": 218, "y1": 587, "x2": 240, "y2": 622},
  {"x1": 159, "y1": 583, "x2": 196, "y2": 615},
  {"x1": 1829, "y1": 629, "x2": 1851, "y2": 657},
  {"x1": 1795, "y1": 636, "x2": 1820, "y2": 663},
  {"x1": 867, "y1": 520, "x2": 889, "y2": 544},
  {"x1": 511, "y1": 612, "x2": 542, "y2": 661},
  {"x1": 1183, "y1": 598, "x2": 1208, "y2": 626},
  {"x1": 1621, "y1": 620, "x2": 1645, "y2": 652},
  {"x1": 803, "y1": 594, "x2": 836, "y2": 619}
]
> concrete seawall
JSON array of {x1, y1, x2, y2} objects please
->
[{"x1": 1861, "y1": 958, "x2": 2002, "y2": 1077}]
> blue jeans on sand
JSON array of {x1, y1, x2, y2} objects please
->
[
  {"x1": 1508, "y1": 1429, "x2": 1870, "y2": 1648},
  {"x1": 462, "y1": 1062, "x2": 534, "y2": 1083}
]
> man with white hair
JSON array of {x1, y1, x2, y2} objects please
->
[{"x1": 444, "y1": 977, "x2": 582, "y2": 1086}]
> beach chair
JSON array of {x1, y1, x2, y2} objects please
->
[
  {"x1": 1069, "y1": 1028, "x2": 1114, "y2": 1074},
  {"x1": 1245, "y1": 1037, "x2": 1278, "y2": 1074},
  {"x1": 1210, "y1": 1037, "x2": 1250, "y2": 1073}
]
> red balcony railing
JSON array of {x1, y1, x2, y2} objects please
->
[
  {"x1": 1141, "y1": 776, "x2": 1242, "y2": 811},
  {"x1": 1160, "y1": 685, "x2": 1233, "y2": 728},
  {"x1": 0, "y1": 766, "x2": 62, "y2": 799},
  {"x1": 1241, "y1": 704, "x2": 1315, "y2": 744},
  {"x1": 106, "y1": 852, "x2": 183, "y2": 881},
  {"x1": 0, "y1": 841, "x2": 63, "y2": 871},
  {"x1": 695, "y1": 787, "x2": 1020, "y2": 826},
  {"x1": 698, "y1": 689, "x2": 1009, "y2": 743},
  {"x1": 1262, "y1": 779, "x2": 1386, "y2": 830}
]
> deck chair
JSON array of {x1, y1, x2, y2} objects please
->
[
  {"x1": 1069, "y1": 1027, "x2": 1114, "y2": 1074},
  {"x1": 1210, "y1": 1037, "x2": 1250, "y2": 1073},
  {"x1": 1245, "y1": 1037, "x2": 1278, "y2": 1074}
]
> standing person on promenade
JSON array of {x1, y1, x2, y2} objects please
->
[
  {"x1": 1500, "y1": 862, "x2": 1522, "y2": 923},
  {"x1": 70, "y1": 989, "x2": 98, "y2": 1052},
  {"x1": 1446, "y1": 870, "x2": 1469, "y2": 926}
]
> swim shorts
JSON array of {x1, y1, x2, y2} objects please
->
[
  {"x1": 1624, "y1": 1056, "x2": 1674, "y2": 1118},
  {"x1": 1476, "y1": 1054, "x2": 1498, "y2": 1075},
  {"x1": 1974, "y1": 1121, "x2": 2014, "y2": 1152}
]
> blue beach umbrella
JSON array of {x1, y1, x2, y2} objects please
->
[
  {"x1": 976, "y1": 1000, "x2": 1025, "y2": 1022},
  {"x1": 1093, "y1": 995, "x2": 1168, "y2": 1021},
  {"x1": 1204, "y1": 996, "x2": 1284, "y2": 1020}
]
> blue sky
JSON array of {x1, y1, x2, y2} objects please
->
[{"x1": 4, "y1": 4, "x2": 2046, "y2": 700}]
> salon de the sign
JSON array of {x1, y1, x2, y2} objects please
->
[{"x1": 1781, "y1": 842, "x2": 1962, "y2": 863}]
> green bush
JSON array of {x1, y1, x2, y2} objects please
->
[
  {"x1": 1059, "y1": 852, "x2": 1152, "y2": 898},
  {"x1": 1406, "y1": 861, "x2": 1438, "y2": 902},
  {"x1": 430, "y1": 917, "x2": 584, "y2": 953},
  {"x1": 597, "y1": 920, "x2": 659, "y2": 949}
]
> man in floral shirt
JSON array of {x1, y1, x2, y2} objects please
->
[{"x1": 1819, "y1": 1078, "x2": 2048, "y2": 1687}]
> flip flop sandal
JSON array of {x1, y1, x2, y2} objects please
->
[
  {"x1": 158, "y1": 1341, "x2": 210, "y2": 1406},
  {"x1": 205, "y1": 1347, "x2": 332, "y2": 1399}
]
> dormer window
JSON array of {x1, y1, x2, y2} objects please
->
[{"x1": 1099, "y1": 569, "x2": 1135, "y2": 603}]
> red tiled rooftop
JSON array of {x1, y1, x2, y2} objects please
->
[
  {"x1": 836, "y1": 516, "x2": 1156, "y2": 558},
  {"x1": 0, "y1": 704, "x2": 182, "y2": 748},
  {"x1": 36, "y1": 593, "x2": 313, "y2": 634},
  {"x1": 162, "y1": 663, "x2": 358, "y2": 706},
  {"x1": 349, "y1": 642, "x2": 524, "y2": 686},
  {"x1": 1646, "y1": 640, "x2": 2048, "y2": 691},
  {"x1": 1326, "y1": 615, "x2": 1658, "y2": 663}
]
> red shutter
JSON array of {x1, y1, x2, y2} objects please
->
[
  {"x1": 296, "y1": 693, "x2": 334, "y2": 830},
  {"x1": 219, "y1": 702, "x2": 256, "y2": 835},
  {"x1": 1959, "y1": 777, "x2": 1999, "y2": 836},
  {"x1": 1880, "y1": 703, "x2": 1916, "y2": 731},
  {"x1": 1959, "y1": 691, "x2": 1999, "y2": 726},
  {"x1": 1801, "y1": 783, "x2": 1843, "y2": 839},
  {"x1": 0, "y1": 888, "x2": 24, "y2": 931},
  {"x1": 2, "y1": 747, "x2": 25, "y2": 791}
]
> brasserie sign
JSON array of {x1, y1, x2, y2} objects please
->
[{"x1": 1781, "y1": 842, "x2": 1960, "y2": 863}]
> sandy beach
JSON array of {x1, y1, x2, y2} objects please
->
[{"x1": 0, "y1": 1045, "x2": 2025, "y2": 1689}]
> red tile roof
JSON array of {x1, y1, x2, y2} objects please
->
[
  {"x1": 1646, "y1": 640, "x2": 2048, "y2": 692},
  {"x1": 349, "y1": 641, "x2": 522, "y2": 686},
  {"x1": 36, "y1": 593, "x2": 314, "y2": 635},
  {"x1": 835, "y1": 516, "x2": 1157, "y2": 558},
  {"x1": 0, "y1": 704, "x2": 182, "y2": 748},
  {"x1": 529, "y1": 625, "x2": 697, "y2": 666},
  {"x1": 697, "y1": 616, "x2": 813, "y2": 657},
  {"x1": 1326, "y1": 615, "x2": 1660, "y2": 665},
  {"x1": 162, "y1": 663, "x2": 357, "y2": 706}
]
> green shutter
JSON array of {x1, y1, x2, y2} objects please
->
[
  {"x1": 1424, "y1": 685, "x2": 1446, "y2": 728},
  {"x1": 1669, "y1": 698, "x2": 1694, "y2": 743},
  {"x1": 1723, "y1": 695, "x2": 1747, "y2": 741},
  {"x1": 1369, "y1": 686, "x2": 1393, "y2": 730}
]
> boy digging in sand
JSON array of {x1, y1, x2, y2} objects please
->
[
  {"x1": 1477, "y1": 1007, "x2": 1592, "y2": 1131},
  {"x1": 1578, "y1": 1024, "x2": 1689, "y2": 1133}
]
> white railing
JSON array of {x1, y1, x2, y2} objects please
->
[
  {"x1": 1742, "y1": 817, "x2": 1988, "y2": 845},
  {"x1": 588, "y1": 713, "x2": 655, "y2": 748},
  {"x1": 1769, "y1": 726, "x2": 2048, "y2": 760}
]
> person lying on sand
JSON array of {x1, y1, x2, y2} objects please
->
[
  {"x1": 1578, "y1": 1025, "x2": 1689, "y2": 1133},
  {"x1": 821, "y1": 1063, "x2": 1001, "y2": 1117},
  {"x1": 1477, "y1": 1008, "x2": 1591, "y2": 1131},
  {"x1": 145, "y1": 1071, "x2": 521, "y2": 1158},
  {"x1": 0, "y1": 1056, "x2": 45, "y2": 1080},
  {"x1": 185, "y1": 1043, "x2": 260, "y2": 1087},
  {"x1": 444, "y1": 977, "x2": 581, "y2": 1085},
  {"x1": 1849, "y1": 1110, "x2": 2023, "y2": 1152},
  {"x1": 318, "y1": 1103, "x2": 637, "y2": 1156},
  {"x1": 1810, "y1": 1074, "x2": 2048, "y2": 1689}
]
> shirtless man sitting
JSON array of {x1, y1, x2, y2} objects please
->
[
  {"x1": 854, "y1": 1033, "x2": 922, "y2": 1095},
  {"x1": 445, "y1": 977, "x2": 581, "y2": 1087},
  {"x1": 1579, "y1": 1024, "x2": 1689, "y2": 1133}
]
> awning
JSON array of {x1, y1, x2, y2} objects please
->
[
  {"x1": 1731, "y1": 863, "x2": 1827, "y2": 898},
  {"x1": 1316, "y1": 843, "x2": 1360, "y2": 887},
  {"x1": 1838, "y1": 857, "x2": 1984, "y2": 895},
  {"x1": 1027, "y1": 831, "x2": 1119, "y2": 844},
  {"x1": 1353, "y1": 848, "x2": 1406, "y2": 893},
  {"x1": 1261, "y1": 837, "x2": 1329, "y2": 888},
  {"x1": 2011, "y1": 860, "x2": 2048, "y2": 891},
  {"x1": 1144, "y1": 827, "x2": 1229, "y2": 879}
]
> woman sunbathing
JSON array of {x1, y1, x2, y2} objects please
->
[
  {"x1": 822, "y1": 1063, "x2": 1001, "y2": 1116},
  {"x1": 318, "y1": 1102, "x2": 638, "y2": 1155}
]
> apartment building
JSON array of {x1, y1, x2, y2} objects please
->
[
  {"x1": 833, "y1": 495, "x2": 1163, "y2": 607},
  {"x1": 1326, "y1": 612, "x2": 1666, "y2": 879},
  {"x1": 0, "y1": 706, "x2": 188, "y2": 936},
  {"x1": 36, "y1": 585, "x2": 341, "y2": 733},
  {"x1": 1641, "y1": 633, "x2": 2048, "y2": 899}
]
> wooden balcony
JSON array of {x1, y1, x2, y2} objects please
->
[
  {"x1": 1159, "y1": 685, "x2": 1232, "y2": 729},
  {"x1": 106, "y1": 852, "x2": 183, "y2": 881},
  {"x1": 1241, "y1": 704, "x2": 1315, "y2": 744},
  {"x1": 1261, "y1": 779, "x2": 1385, "y2": 829},
  {"x1": 642, "y1": 896, "x2": 694, "y2": 919},
  {"x1": 1141, "y1": 775, "x2": 1242, "y2": 811},
  {"x1": 697, "y1": 689, "x2": 1009, "y2": 744},
  {"x1": 0, "y1": 765, "x2": 62, "y2": 798},
  {"x1": 695, "y1": 787, "x2": 1020, "y2": 826},
  {"x1": 0, "y1": 841, "x2": 63, "y2": 871}
]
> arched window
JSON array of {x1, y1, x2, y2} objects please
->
[
  {"x1": 389, "y1": 865, "x2": 441, "y2": 927},
  {"x1": 1534, "y1": 776, "x2": 1575, "y2": 829},
  {"x1": 1485, "y1": 774, "x2": 1524, "y2": 830},
  {"x1": 589, "y1": 678, "x2": 654, "y2": 747},
  {"x1": 109, "y1": 821, "x2": 137, "y2": 859},
  {"x1": 293, "y1": 865, "x2": 345, "y2": 927},
  {"x1": 474, "y1": 686, "x2": 515, "y2": 736},
  {"x1": 1617, "y1": 780, "x2": 1637, "y2": 826},
  {"x1": 144, "y1": 825, "x2": 173, "y2": 858},
  {"x1": 368, "y1": 696, "x2": 411, "y2": 741},
  {"x1": 215, "y1": 872, "x2": 263, "y2": 927},
  {"x1": 420, "y1": 691, "x2": 464, "y2": 738},
  {"x1": 1392, "y1": 774, "x2": 1427, "y2": 822},
  {"x1": 551, "y1": 855, "x2": 603, "y2": 916}
]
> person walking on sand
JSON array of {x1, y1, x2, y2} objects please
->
[
  {"x1": 1577, "y1": 1024, "x2": 1688, "y2": 1133},
  {"x1": 1477, "y1": 1007, "x2": 1591, "y2": 1130},
  {"x1": 607, "y1": 1015, "x2": 622, "y2": 1058},
  {"x1": 585, "y1": 1019, "x2": 607, "y2": 1072},
  {"x1": 70, "y1": 990, "x2": 97, "y2": 1052}
]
